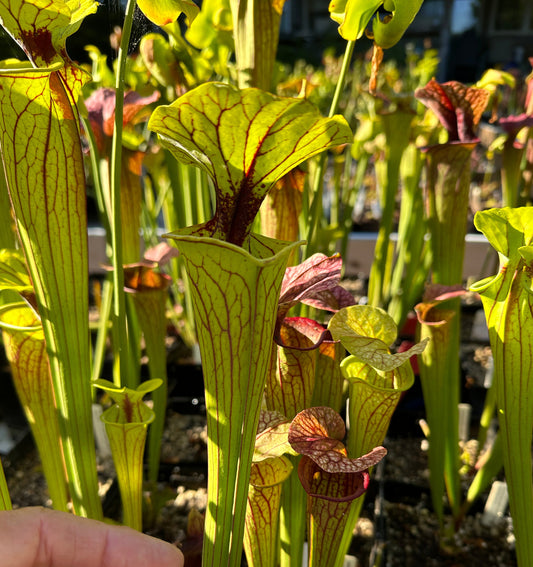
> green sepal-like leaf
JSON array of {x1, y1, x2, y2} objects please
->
[
  {"x1": 149, "y1": 82, "x2": 352, "y2": 245},
  {"x1": 328, "y1": 305, "x2": 428, "y2": 371},
  {"x1": 372, "y1": 0, "x2": 424, "y2": 49},
  {"x1": 137, "y1": 0, "x2": 199, "y2": 26},
  {"x1": 329, "y1": 0, "x2": 423, "y2": 47},
  {"x1": 472, "y1": 206, "x2": 533, "y2": 261},
  {"x1": 328, "y1": 0, "x2": 382, "y2": 40},
  {"x1": 186, "y1": 0, "x2": 233, "y2": 50},
  {"x1": 94, "y1": 378, "x2": 162, "y2": 424}
]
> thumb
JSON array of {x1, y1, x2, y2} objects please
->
[{"x1": 0, "y1": 507, "x2": 184, "y2": 567}]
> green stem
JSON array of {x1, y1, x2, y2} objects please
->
[
  {"x1": 387, "y1": 144, "x2": 426, "y2": 327},
  {"x1": 80, "y1": 114, "x2": 110, "y2": 237},
  {"x1": 423, "y1": 143, "x2": 475, "y2": 523},
  {"x1": 279, "y1": 460, "x2": 307, "y2": 567},
  {"x1": 304, "y1": 40, "x2": 355, "y2": 258},
  {"x1": 477, "y1": 377, "x2": 497, "y2": 452},
  {"x1": 91, "y1": 277, "x2": 113, "y2": 383},
  {"x1": 125, "y1": 296, "x2": 142, "y2": 390},
  {"x1": 161, "y1": 153, "x2": 199, "y2": 345},
  {"x1": 367, "y1": 171, "x2": 396, "y2": 308},
  {"x1": 367, "y1": 112, "x2": 413, "y2": 309},
  {"x1": 329, "y1": 155, "x2": 342, "y2": 248},
  {"x1": 421, "y1": 304, "x2": 461, "y2": 522},
  {"x1": 336, "y1": 144, "x2": 355, "y2": 261},
  {"x1": 339, "y1": 153, "x2": 368, "y2": 261},
  {"x1": 127, "y1": 285, "x2": 169, "y2": 483},
  {"x1": 110, "y1": 0, "x2": 138, "y2": 386},
  {"x1": 328, "y1": 42, "x2": 355, "y2": 121}
]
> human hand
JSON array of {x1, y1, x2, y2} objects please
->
[{"x1": 0, "y1": 507, "x2": 184, "y2": 567}]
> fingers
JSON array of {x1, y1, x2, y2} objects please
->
[{"x1": 0, "y1": 507, "x2": 184, "y2": 567}]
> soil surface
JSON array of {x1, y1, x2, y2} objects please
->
[{"x1": 2, "y1": 402, "x2": 517, "y2": 567}]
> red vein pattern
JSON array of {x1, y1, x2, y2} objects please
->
[{"x1": 149, "y1": 82, "x2": 352, "y2": 245}]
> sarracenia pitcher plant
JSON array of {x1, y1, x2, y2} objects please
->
[
  {"x1": 4, "y1": 0, "x2": 524, "y2": 565},
  {"x1": 0, "y1": 0, "x2": 102, "y2": 518},
  {"x1": 470, "y1": 207, "x2": 533, "y2": 567},
  {"x1": 414, "y1": 78, "x2": 490, "y2": 526},
  {"x1": 0, "y1": 0, "x2": 202, "y2": 521},
  {"x1": 288, "y1": 406, "x2": 387, "y2": 567},
  {"x1": 0, "y1": 249, "x2": 68, "y2": 513},
  {"x1": 327, "y1": 304, "x2": 427, "y2": 566},
  {"x1": 148, "y1": 81, "x2": 352, "y2": 566},
  {"x1": 93, "y1": 378, "x2": 162, "y2": 531},
  {"x1": 267, "y1": 252, "x2": 354, "y2": 567}
]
